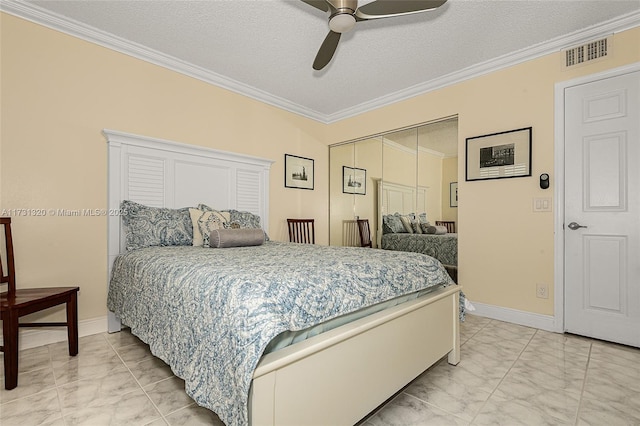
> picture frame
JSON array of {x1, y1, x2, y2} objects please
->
[
  {"x1": 342, "y1": 166, "x2": 366, "y2": 195},
  {"x1": 284, "y1": 154, "x2": 314, "y2": 190},
  {"x1": 465, "y1": 127, "x2": 532, "y2": 181},
  {"x1": 450, "y1": 182, "x2": 458, "y2": 207}
]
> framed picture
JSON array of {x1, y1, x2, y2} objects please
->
[
  {"x1": 342, "y1": 166, "x2": 366, "y2": 195},
  {"x1": 284, "y1": 154, "x2": 314, "y2": 190},
  {"x1": 450, "y1": 182, "x2": 458, "y2": 207},
  {"x1": 466, "y1": 127, "x2": 532, "y2": 181}
]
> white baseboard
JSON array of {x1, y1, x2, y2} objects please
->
[
  {"x1": 0, "y1": 316, "x2": 109, "y2": 351},
  {"x1": 470, "y1": 302, "x2": 562, "y2": 333}
]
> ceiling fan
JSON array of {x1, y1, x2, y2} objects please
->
[{"x1": 301, "y1": 0, "x2": 447, "y2": 70}]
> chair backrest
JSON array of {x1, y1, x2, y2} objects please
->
[
  {"x1": 0, "y1": 217, "x2": 16, "y2": 295},
  {"x1": 287, "y1": 219, "x2": 315, "y2": 244},
  {"x1": 357, "y1": 219, "x2": 372, "y2": 247},
  {"x1": 435, "y1": 220, "x2": 456, "y2": 233}
]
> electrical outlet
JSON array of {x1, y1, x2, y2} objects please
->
[{"x1": 536, "y1": 283, "x2": 549, "y2": 299}]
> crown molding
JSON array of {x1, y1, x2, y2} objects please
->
[
  {"x1": 2, "y1": 1, "x2": 638, "y2": 125},
  {"x1": 382, "y1": 138, "x2": 415, "y2": 155},
  {"x1": 0, "y1": 0, "x2": 327, "y2": 123},
  {"x1": 418, "y1": 146, "x2": 447, "y2": 158},
  {"x1": 325, "y1": 10, "x2": 640, "y2": 123}
]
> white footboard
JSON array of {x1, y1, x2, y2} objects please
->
[{"x1": 249, "y1": 285, "x2": 460, "y2": 425}]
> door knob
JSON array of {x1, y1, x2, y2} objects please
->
[{"x1": 567, "y1": 222, "x2": 587, "y2": 230}]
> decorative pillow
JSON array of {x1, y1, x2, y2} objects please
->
[
  {"x1": 198, "y1": 203, "x2": 217, "y2": 212},
  {"x1": 382, "y1": 214, "x2": 405, "y2": 234},
  {"x1": 121, "y1": 200, "x2": 193, "y2": 251},
  {"x1": 424, "y1": 225, "x2": 437, "y2": 234},
  {"x1": 199, "y1": 205, "x2": 268, "y2": 240},
  {"x1": 209, "y1": 228, "x2": 265, "y2": 248},
  {"x1": 433, "y1": 225, "x2": 448, "y2": 235},
  {"x1": 418, "y1": 212, "x2": 429, "y2": 224},
  {"x1": 420, "y1": 222, "x2": 433, "y2": 233},
  {"x1": 411, "y1": 220, "x2": 423, "y2": 234},
  {"x1": 424, "y1": 225, "x2": 448, "y2": 235},
  {"x1": 399, "y1": 215, "x2": 414, "y2": 234},
  {"x1": 224, "y1": 209, "x2": 262, "y2": 230},
  {"x1": 189, "y1": 208, "x2": 231, "y2": 247}
]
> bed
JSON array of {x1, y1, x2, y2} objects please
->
[
  {"x1": 376, "y1": 181, "x2": 458, "y2": 268},
  {"x1": 381, "y1": 232, "x2": 458, "y2": 267},
  {"x1": 104, "y1": 129, "x2": 461, "y2": 426}
]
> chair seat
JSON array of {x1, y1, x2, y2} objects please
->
[
  {"x1": 1, "y1": 217, "x2": 81, "y2": 390},
  {"x1": 1, "y1": 286, "x2": 79, "y2": 390},
  {"x1": 1, "y1": 287, "x2": 79, "y2": 313}
]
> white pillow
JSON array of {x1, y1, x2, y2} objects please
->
[
  {"x1": 399, "y1": 215, "x2": 414, "y2": 234},
  {"x1": 189, "y1": 208, "x2": 231, "y2": 247}
]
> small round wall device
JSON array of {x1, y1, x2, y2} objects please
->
[{"x1": 540, "y1": 173, "x2": 550, "y2": 189}]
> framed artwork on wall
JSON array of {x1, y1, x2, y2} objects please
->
[
  {"x1": 466, "y1": 127, "x2": 532, "y2": 181},
  {"x1": 450, "y1": 182, "x2": 458, "y2": 207},
  {"x1": 342, "y1": 166, "x2": 366, "y2": 195},
  {"x1": 284, "y1": 154, "x2": 314, "y2": 190}
]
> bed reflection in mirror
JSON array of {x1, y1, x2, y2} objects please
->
[{"x1": 329, "y1": 117, "x2": 458, "y2": 260}]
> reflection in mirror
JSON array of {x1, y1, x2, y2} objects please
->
[
  {"x1": 329, "y1": 143, "x2": 354, "y2": 247},
  {"x1": 354, "y1": 138, "x2": 382, "y2": 246},
  {"x1": 379, "y1": 128, "x2": 418, "y2": 246},
  {"x1": 329, "y1": 116, "x2": 458, "y2": 249},
  {"x1": 418, "y1": 117, "x2": 459, "y2": 228},
  {"x1": 329, "y1": 137, "x2": 383, "y2": 247}
]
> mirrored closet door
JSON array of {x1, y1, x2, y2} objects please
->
[
  {"x1": 329, "y1": 136, "x2": 383, "y2": 247},
  {"x1": 329, "y1": 116, "x2": 458, "y2": 248}
]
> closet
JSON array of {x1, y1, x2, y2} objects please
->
[{"x1": 329, "y1": 117, "x2": 459, "y2": 247}]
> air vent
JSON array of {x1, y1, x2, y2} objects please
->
[{"x1": 563, "y1": 37, "x2": 611, "y2": 69}]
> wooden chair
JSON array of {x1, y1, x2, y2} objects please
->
[
  {"x1": 287, "y1": 219, "x2": 315, "y2": 244},
  {"x1": 0, "y1": 217, "x2": 79, "y2": 390},
  {"x1": 435, "y1": 220, "x2": 456, "y2": 233},
  {"x1": 357, "y1": 219, "x2": 372, "y2": 247}
]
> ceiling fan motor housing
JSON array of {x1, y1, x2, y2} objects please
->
[{"x1": 328, "y1": 0, "x2": 357, "y2": 33}]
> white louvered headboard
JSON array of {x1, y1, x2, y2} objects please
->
[{"x1": 104, "y1": 129, "x2": 274, "y2": 331}]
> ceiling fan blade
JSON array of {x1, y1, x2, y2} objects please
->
[
  {"x1": 355, "y1": 0, "x2": 447, "y2": 20},
  {"x1": 313, "y1": 31, "x2": 341, "y2": 70},
  {"x1": 300, "y1": 0, "x2": 330, "y2": 13}
]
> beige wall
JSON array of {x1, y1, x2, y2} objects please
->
[
  {"x1": 0, "y1": 14, "x2": 328, "y2": 322},
  {"x1": 327, "y1": 27, "x2": 640, "y2": 316},
  {"x1": 2, "y1": 12, "x2": 639, "y2": 325}
]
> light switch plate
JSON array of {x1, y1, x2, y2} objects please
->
[{"x1": 533, "y1": 197, "x2": 552, "y2": 212}]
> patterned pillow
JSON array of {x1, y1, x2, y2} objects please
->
[
  {"x1": 121, "y1": 200, "x2": 193, "y2": 251},
  {"x1": 224, "y1": 209, "x2": 262, "y2": 229},
  {"x1": 382, "y1": 214, "x2": 405, "y2": 234},
  {"x1": 199, "y1": 205, "x2": 268, "y2": 240},
  {"x1": 411, "y1": 220, "x2": 423, "y2": 234},
  {"x1": 189, "y1": 208, "x2": 231, "y2": 247}
]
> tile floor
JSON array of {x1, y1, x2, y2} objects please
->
[{"x1": 1, "y1": 314, "x2": 639, "y2": 425}]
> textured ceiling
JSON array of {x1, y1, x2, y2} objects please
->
[{"x1": 5, "y1": 0, "x2": 640, "y2": 122}]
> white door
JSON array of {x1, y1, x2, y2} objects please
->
[{"x1": 564, "y1": 70, "x2": 640, "y2": 347}]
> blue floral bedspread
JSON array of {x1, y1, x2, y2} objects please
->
[
  {"x1": 381, "y1": 233, "x2": 458, "y2": 266},
  {"x1": 107, "y1": 242, "x2": 452, "y2": 426}
]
